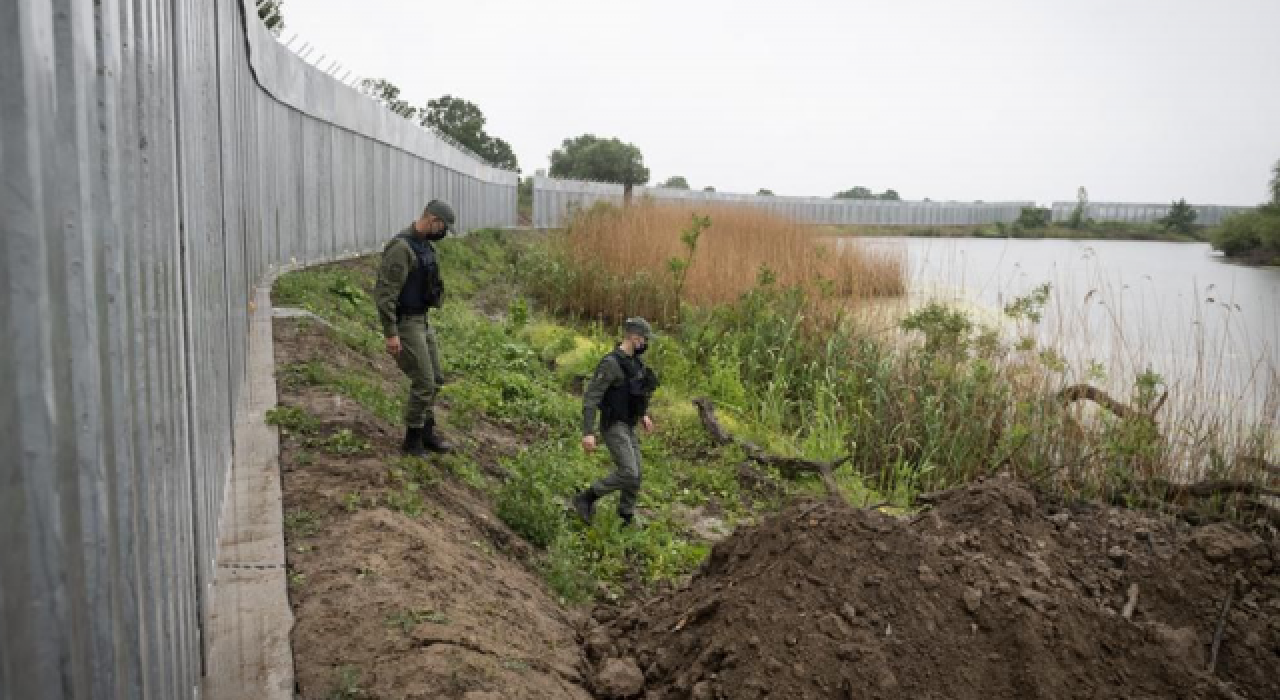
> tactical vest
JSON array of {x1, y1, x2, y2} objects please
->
[
  {"x1": 395, "y1": 232, "x2": 443, "y2": 316},
  {"x1": 600, "y1": 348, "x2": 659, "y2": 429}
]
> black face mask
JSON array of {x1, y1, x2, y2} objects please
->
[
  {"x1": 425, "y1": 230, "x2": 447, "y2": 242},
  {"x1": 633, "y1": 341, "x2": 648, "y2": 356}
]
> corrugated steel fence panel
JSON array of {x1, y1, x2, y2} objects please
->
[
  {"x1": 531, "y1": 176, "x2": 1033, "y2": 228},
  {"x1": 0, "y1": 1, "x2": 516, "y2": 698},
  {"x1": 1049, "y1": 201, "x2": 1253, "y2": 227}
]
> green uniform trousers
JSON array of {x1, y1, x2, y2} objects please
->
[
  {"x1": 590, "y1": 421, "x2": 643, "y2": 517},
  {"x1": 395, "y1": 314, "x2": 438, "y2": 428}
]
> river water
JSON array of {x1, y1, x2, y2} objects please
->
[{"x1": 853, "y1": 237, "x2": 1279, "y2": 429}]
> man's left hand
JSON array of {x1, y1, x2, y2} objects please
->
[{"x1": 641, "y1": 415, "x2": 654, "y2": 433}]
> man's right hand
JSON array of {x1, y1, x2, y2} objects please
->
[
  {"x1": 385, "y1": 336, "x2": 402, "y2": 357},
  {"x1": 582, "y1": 435, "x2": 597, "y2": 452}
]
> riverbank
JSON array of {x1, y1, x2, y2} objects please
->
[
  {"x1": 266, "y1": 230, "x2": 1277, "y2": 699},
  {"x1": 815, "y1": 222, "x2": 1206, "y2": 243}
]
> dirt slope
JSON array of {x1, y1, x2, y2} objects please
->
[
  {"x1": 275, "y1": 317, "x2": 591, "y2": 700},
  {"x1": 588, "y1": 478, "x2": 1278, "y2": 699}
]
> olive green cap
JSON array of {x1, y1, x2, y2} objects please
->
[
  {"x1": 425, "y1": 199, "x2": 456, "y2": 233},
  {"x1": 623, "y1": 317, "x2": 654, "y2": 339}
]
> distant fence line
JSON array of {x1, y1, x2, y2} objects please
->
[
  {"x1": 0, "y1": 2, "x2": 514, "y2": 699},
  {"x1": 533, "y1": 177, "x2": 1253, "y2": 230},
  {"x1": 1048, "y1": 201, "x2": 1252, "y2": 227},
  {"x1": 532, "y1": 176, "x2": 1033, "y2": 228}
]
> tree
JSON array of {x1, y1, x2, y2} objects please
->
[
  {"x1": 548, "y1": 135, "x2": 649, "y2": 200},
  {"x1": 421, "y1": 96, "x2": 519, "y2": 171},
  {"x1": 1157, "y1": 198, "x2": 1198, "y2": 235},
  {"x1": 1068, "y1": 186, "x2": 1089, "y2": 230},
  {"x1": 879, "y1": 189, "x2": 901, "y2": 201},
  {"x1": 1270, "y1": 159, "x2": 1280, "y2": 207},
  {"x1": 703, "y1": 186, "x2": 716, "y2": 193},
  {"x1": 834, "y1": 186, "x2": 874, "y2": 200},
  {"x1": 359, "y1": 79, "x2": 419, "y2": 120},
  {"x1": 259, "y1": 0, "x2": 285, "y2": 34},
  {"x1": 757, "y1": 189, "x2": 775, "y2": 196},
  {"x1": 660, "y1": 176, "x2": 690, "y2": 190},
  {"x1": 1016, "y1": 206, "x2": 1051, "y2": 229}
]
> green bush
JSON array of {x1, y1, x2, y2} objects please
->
[{"x1": 1210, "y1": 207, "x2": 1280, "y2": 259}]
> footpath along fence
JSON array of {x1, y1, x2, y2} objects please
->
[{"x1": 0, "y1": 1, "x2": 515, "y2": 699}]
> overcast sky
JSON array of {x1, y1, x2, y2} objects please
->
[{"x1": 281, "y1": 0, "x2": 1280, "y2": 205}]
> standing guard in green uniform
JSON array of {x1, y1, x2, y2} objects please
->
[
  {"x1": 572, "y1": 318, "x2": 661, "y2": 527},
  {"x1": 374, "y1": 200, "x2": 457, "y2": 458}
]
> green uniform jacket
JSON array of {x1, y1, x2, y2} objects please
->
[
  {"x1": 582, "y1": 352, "x2": 627, "y2": 436},
  {"x1": 374, "y1": 226, "x2": 421, "y2": 338}
]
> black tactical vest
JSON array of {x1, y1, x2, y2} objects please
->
[
  {"x1": 600, "y1": 348, "x2": 659, "y2": 429},
  {"x1": 395, "y1": 232, "x2": 443, "y2": 316}
]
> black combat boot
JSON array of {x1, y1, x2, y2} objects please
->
[
  {"x1": 571, "y1": 489, "x2": 598, "y2": 524},
  {"x1": 422, "y1": 414, "x2": 453, "y2": 454},
  {"x1": 401, "y1": 427, "x2": 428, "y2": 458}
]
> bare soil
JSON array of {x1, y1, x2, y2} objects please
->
[
  {"x1": 587, "y1": 478, "x2": 1278, "y2": 699},
  {"x1": 275, "y1": 318, "x2": 591, "y2": 700}
]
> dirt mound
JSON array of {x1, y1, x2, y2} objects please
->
[{"x1": 588, "y1": 478, "x2": 1278, "y2": 699}]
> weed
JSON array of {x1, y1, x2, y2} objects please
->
[
  {"x1": 284, "y1": 509, "x2": 321, "y2": 538},
  {"x1": 318, "y1": 429, "x2": 371, "y2": 456},
  {"x1": 288, "y1": 569, "x2": 307, "y2": 589},
  {"x1": 266, "y1": 405, "x2": 320, "y2": 435},
  {"x1": 385, "y1": 481, "x2": 424, "y2": 518},
  {"x1": 295, "y1": 451, "x2": 315, "y2": 466},
  {"x1": 327, "y1": 665, "x2": 365, "y2": 700},
  {"x1": 385, "y1": 609, "x2": 450, "y2": 635},
  {"x1": 342, "y1": 491, "x2": 364, "y2": 513}
]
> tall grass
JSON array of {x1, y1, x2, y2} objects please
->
[
  {"x1": 521, "y1": 207, "x2": 1276, "y2": 523},
  {"x1": 528, "y1": 201, "x2": 905, "y2": 324}
]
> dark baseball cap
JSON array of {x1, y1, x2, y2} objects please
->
[{"x1": 623, "y1": 317, "x2": 654, "y2": 339}]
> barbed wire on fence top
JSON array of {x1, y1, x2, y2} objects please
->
[{"x1": 260, "y1": 9, "x2": 518, "y2": 173}]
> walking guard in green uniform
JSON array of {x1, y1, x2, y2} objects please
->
[
  {"x1": 375, "y1": 200, "x2": 457, "y2": 458},
  {"x1": 572, "y1": 318, "x2": 661, "y2": 527}
]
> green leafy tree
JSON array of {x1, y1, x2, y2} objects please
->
[
  {"x1": 259, "y1": 0, "x2": 285, "y2": 34},
  {"x1": 1270, "y1": 159, "x2": 1280, "y2": 207},
  {"x1": 1015, "y1": 206, "x2": 1051, "y2": 229},
  {"x1": 757, "y1": 189, "x2": 775, "y2": 196},
  {"x1": 1157, "y1": 198, "x2": 1198, "y2": 234},
  {"x1": 548, "y1": 135, "x2": 649, "y2": 200},
  {"x1": 1068, "y1": 186, "x2": 1089, "y2": 230},
  {"x1": 834, "y1": 186, "x2": 874, "y2": 199},
  {"x1": 359, "y1": 79, "x2": 418, "y2": 120},
  {"x1": 878, "y1": 189, "x2": 901, "y2": 201},
  {"x1": 660, "y1": 176, "x2": 690, "y2": 189},
  {"x1": 421, "y1": 96, "x2": 519, "y2": 171}
]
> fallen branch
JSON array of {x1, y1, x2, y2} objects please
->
[
  {"x1": 693, "y1": 397, "x2": 848, "y2": 500},
  {"x1": 1058, "y1": 384, "x2": 1165, "y2": 422}
]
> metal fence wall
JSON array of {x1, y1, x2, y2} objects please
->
[
  {"x1": 532, "y1": 176, "x2": 1033, "y2": 228},
  {"x1": 0, "y1": 1, "x2": 515, "y2": 699},
  {"x1": 1049, "y1": 201, "x2": 1252, "y2": 227}
]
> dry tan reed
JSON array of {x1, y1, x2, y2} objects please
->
[{"x1": 550, "y1": 201, "x2": 906, "y2": 322}]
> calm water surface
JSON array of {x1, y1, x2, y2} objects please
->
[{"x1": 854, "y1": 237, "x2": 1278, "y2": 426}]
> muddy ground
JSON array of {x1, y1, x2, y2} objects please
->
[
  {"x1": 274, "y1": 294, "x2": 1276, "y2": 700},
  {"x1": 587, "y1": 479, "x2": 1278, "y2": 699},
  {"x1": 275, "y1": 317, "x2": 591, "y2": 699}
]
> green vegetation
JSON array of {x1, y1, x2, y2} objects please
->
[
  {"x1": 272, "y1": 222, "x2": 1272, "y2": 607},
  {"x1": 266, "y1": 405, "x2": 320, "y2": 435},
  {"x1": 659, "y1": 176, "x2": 690, "y2": 190},
  {"x1": 284, "y1": 509, "x2": 321, "y2": 538},
  {"x1": 549, "y1": 134, "x2": 649, "y2": 198},
  {"x1": 385, "y1": 608, "x2": 449, "y2": 635},
  {"x1": 1158, "y1": 198, "x2": 1198, "y2": 235},
  {"x1": 834, "y1": 186, "x2": 901, "y2": 200},
  {"x1": 1209, "y1": 159, "x2": 1280, "y2": 264},
  {"x1": 326, "y1": 666, "x2": 365, "y2": 700}
]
